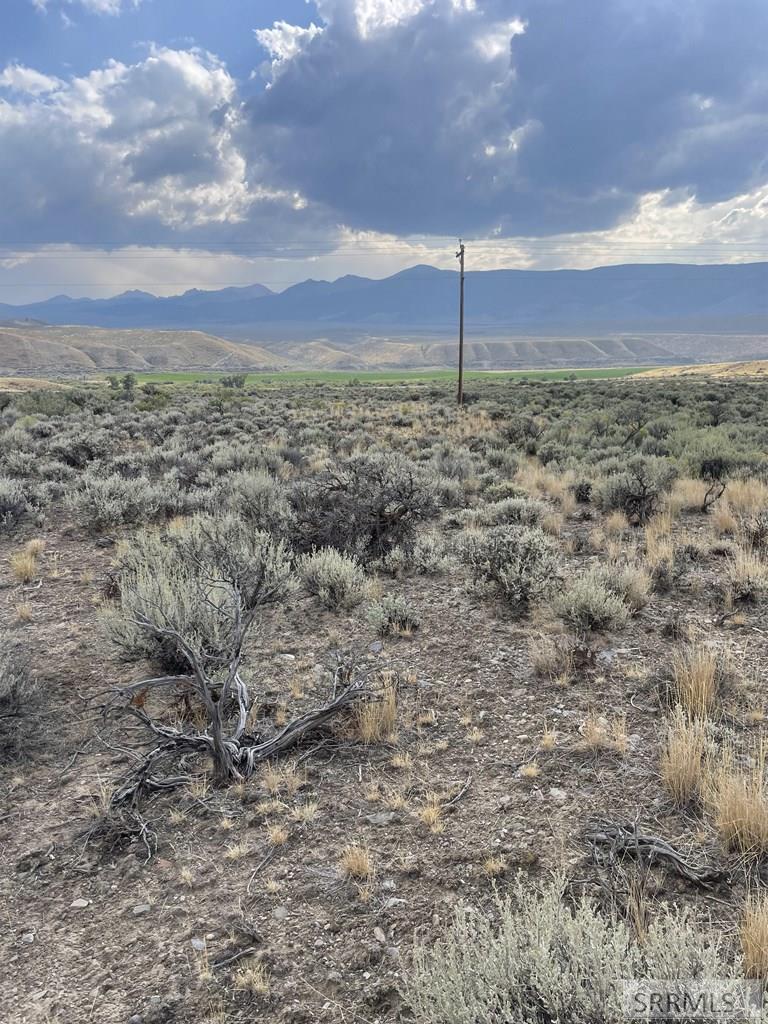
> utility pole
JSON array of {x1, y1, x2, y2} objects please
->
[{"x1": 456, "y1": 239, "x2": 465, "y2": 407}]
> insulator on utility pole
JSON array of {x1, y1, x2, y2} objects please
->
[{"x1": 456, "y1": 239, "x2": 465, "y2": 407}]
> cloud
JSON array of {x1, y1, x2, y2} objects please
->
[
  {"x1": 249, "y1": 0, "x2": 768, "y2": 238},
  {"x1": 4, "y1": 0, "x2": 768, "y2": 294},
  {"x1": 254, "y1": 21, "x2": 325, "y2": 83},
  {"x1": 0, "y1": 47, "x2": 320, "y2": 247},
  {"x1": 0, "y1": 64, "x2": 63, "y2": 95},
  {"x1": 32, "y1": 0, "x2": 141, "y2": 14}
]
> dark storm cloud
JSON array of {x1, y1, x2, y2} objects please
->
[
  {"x1": 249, "y1": 0, "x2": 768, "y2": 236},
  {"x1": 2, "y1": 0, "x2": 768, "y2": 248}
]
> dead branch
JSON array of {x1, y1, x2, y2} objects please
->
[
  {"x1": 107, "y1": 651, "x2": 378, "y2": 809},
  {"x1": 584, "y1": 820, "x2": 727, "y2": 888}
]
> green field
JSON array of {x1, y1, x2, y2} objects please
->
[{"x1": 129, "y1": 366, "x2": 654, "y2": 386}]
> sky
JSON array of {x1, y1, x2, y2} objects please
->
[{"x1": 1, "y1": 0, "x2": 768, "y2": 300}]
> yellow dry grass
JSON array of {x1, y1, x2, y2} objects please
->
[{"x1": 660, "y1": 707, "x2": 707, "y2": 804}]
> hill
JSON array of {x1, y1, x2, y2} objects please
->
[
  {"x1": 0, "y1": 325, "x2": 289, "y2": 374},
  {"x1": 639, "y1": 360, "x2": 768, "y2": 378}
]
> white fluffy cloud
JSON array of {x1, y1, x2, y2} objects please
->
[
  {"x1": 254, "y1": 21, "x2": 324, "y2": 82},
  {"x1": 0, "y1": 47, "x2": 312, "y2": 246},
  {"x1": 0, "y1": 64, "x2": 63, "y2": 95}
]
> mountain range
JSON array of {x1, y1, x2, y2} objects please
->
[
  {"x1": 2, "y1": 262, "x2": 768, "y2": 373},
  {"x1": 2, "y1": 262, "x2": 768, "y2": 336}
]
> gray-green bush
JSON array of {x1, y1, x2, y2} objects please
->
[
  {"x1": 298, "y1": 547, "x2": 368, "y2": 610},
  {"x1": 463, "y1": 525, "x2": 559, "y2": 612},
  {"x1": 553, "y1": 567, "x2": 631, "y2": 634},
  {"x1": 102, "y1": 514, "x2": 294, "y2": 672},
  {"x1": 404, "y1": 874, "x2": 737, "y2": 1024},
  {"x1": 367, "y1": 594, "x2": 421, "y2": 636}
]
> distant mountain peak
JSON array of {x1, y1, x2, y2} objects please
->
[{"x1": 115, "y1": 289, "x2": 157, "y2": 301}]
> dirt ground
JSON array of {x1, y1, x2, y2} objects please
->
[{"x1": 2, "y1": 491, "x2": 762, "y2": 1024}]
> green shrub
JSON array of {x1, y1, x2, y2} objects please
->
[
  {"x1": 213, "y1": 470, "x2": 291, "y2": 534},
  {"x1": 367, "y1": 595, "x2": 421, "y2": 636},
  {"x1": 597, "y1": 456, "x2": 676, "y2": 523},
  {"x1": 404, "y1": 874, "x2": 736, "y2": 1024},
  {"x1": 298, "y1": 548, "x2": 368, "y2": 610},
  {"x1": 102, "y1": 515, "x2": 294, "y2": 672},
  {"x1": 553, "y1": 568, "x2": 630, "y2": 634},
  {"x1": 463, "y1": 525, "x2": 559, "y2": 612},
  {"x1": 482, "y1": 496, "x2": 546, "y2": 527},
  {"x1": 0, "y1": 477, "x2": 29, "y2": 533},
  {"x1": 67, "y1": 473, "x2": 173, "y2": 531},
  {"x1": 381, "y1": 532, "x2": 451, "y2": 576},
  {"x1": 291, "y1": 452, "x2": 440, "y2": 560},
  {"x1": 592, "y1": 562, "x2": 651, "y2": 613}
]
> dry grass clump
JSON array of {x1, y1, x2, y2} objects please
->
[
  {"x1": 233, "y1": 959, "x2": 271, "y2": 996},
  {"x1": 667, "y1": 477, "x2": 708, "y2": 515},
  {"x1": 539, "y1": 723, "x2": 557, "y2": 751},
  {"x1": 290, "y1": 800, "x2": 319, "y2": 823},
  {"x1": 515, "y1": 463, "x2": 572, "y2": 506},
  {"x1": 339, "y1": 843, "x2": 375, "y2": 880},
  {"x1": 660, "y1": 706, "x2": 707, "y2": 804},
  {"x1": 727, "y1": 548, "x2": 768, "y2": 603},
  {"x1": 354, "y1": 674, "x2": 398, "y2": 743},
  {"x1": 528, "y1": 632, "x2": 575, "y2": 685},
  {"x1": 604, "y1": 510, "x2": 630, "y2": 537},
  {"x1": 418, "y1": 791, "x2": 446, "y2": 833},
  {"x1": 728, "y1": 478, "x2": 768, "y2": 516},
  {"x1": 482, "y1": 856, "x2": 507, "y2": 878},
  {"x1": 14, "y1": 601, "x2": 33, "y2": 624},
  {"x1": 645, "y1": 511, "x2": 672, "y2": 543},
  {"x1": 265, "y1": 823, "x2": 289, "y2": 846},
  {"x1": 10, "y1": 549, "x2": 39, "y2": 583},
  {"x1": 704, "y1": 744, "x2": 768, "y2": 856},
  {"x1": 609, "y1": 561, "x2": 652, "y2": 613},
  {"x1": 669, "y1": 642, "x2": 730, "y2": 717},
  {"x1": 712, "y1": 503, "x2": 738, "y2": 537},
  {"x1": 579, "y1": 713, "x2": 628, "y2": 754},
  {"x1": 741, "y1": 891, "x2": 768, "y2": 978}
]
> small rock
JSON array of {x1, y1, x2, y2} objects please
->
[
  {"x1": 549, "y1": 787, "x2": 568, "y2": 805},
  {"x1": 70, "y1": 898, "x2": 90, "y2": 909},
  {"x1": 190, "y1": 937, "x2": 206, "y2": 952},
  {"x1": 132, "y1": 904, "x2": 151, "y2": 916},
  {"x1": 369, "y1": 641, "x2": 383, "y2": 654},
  {"x1": 373, "y1": 927, "x2": 386, "y2": 944},
  {"x1": 365, "y1": 811, "x2": 398, "y2": 826},
  {"x1": 272, "y1": 906, "x2": 289, "y2": 922},
  {"x1": 278, "y1": 653, "x2": 296, "y2": 662},
  {"x1": 22, "y1": 932, "x2": 35, "y2": 944},
  {"x1": 128, "y1": 1016, "x2": 143, "y2": 1024},
  {"x1": 381, "y1": 879, "x2": 397, "y2": 891},
  {"x1": 383, "y1": 897, "x2": 407, "y2": 909},
  {"x1": 386, "y1": 946, "x2": 401, "y2": 961}
]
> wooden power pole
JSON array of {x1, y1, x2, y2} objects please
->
[{"x1": 456, "y1": 239, "x2": 465, "y2": 407}]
